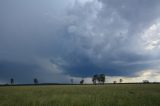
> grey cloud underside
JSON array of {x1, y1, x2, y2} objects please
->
[{"x1": 1, "y1": 0, "x2": 160, "y2": 83}]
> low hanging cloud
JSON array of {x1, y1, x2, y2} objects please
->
[{"x1": 1, "y1": 0, "x2": 160, "y2": 83}]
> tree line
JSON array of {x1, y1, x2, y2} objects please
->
[{"x1": 8, "y1": 74, "x2": 126, "y2": 85}]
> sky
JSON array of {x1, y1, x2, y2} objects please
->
[{"x1": 1, "y1": 0, "x2": 160, "y2": 84}]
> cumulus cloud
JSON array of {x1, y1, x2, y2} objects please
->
[{"x1": 1, "y1": 0, "x2": 160, "y2": 83}]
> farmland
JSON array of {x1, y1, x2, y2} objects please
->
[{"x1": 0, "y1": 84, "x2": 160, "y2": 106}]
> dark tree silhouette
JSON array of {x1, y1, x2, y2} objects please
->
[
  {"x1": 113, "y1": 81, "x2": 117, "y2": 84},
  {"x1": 10, "y1": 78, "x2": 14, "y2": 85},
  {"x1": 34, "y1": 78, "x2": 38, "y2": 84},
  {"x1": 80, "y1": 79, "x2": 84, "y2": 84},
  {"x1": 92, "y1": 74, "x2": 105, "y2": 84},
  {"x1": 119, "y1": 79, "x2": 123, "y2": 83},
  {"x1": 92, "y1": 74, "x2": 98, "y2": 84},
  {"x1": 99, "y1": 74, "x2": 105, "y2": 84}
]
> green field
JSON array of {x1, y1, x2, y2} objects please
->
[{"x1": 0, "y1": 84, "x2": 160, "y2": 106}]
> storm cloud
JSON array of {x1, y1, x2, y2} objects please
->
[{"x1": 1, "y1": 0, "x2": 160, "y2": 83}]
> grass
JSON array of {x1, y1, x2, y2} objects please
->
[{"x1": 0, "y1": 84, "x2": 160, "y2": 106}]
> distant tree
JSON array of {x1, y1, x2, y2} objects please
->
[
  {"x1": 92, "y1": 74, "x2": 98, "y2": 84},
  {"x1": 113, "y1": 81, "x2": 117, "y2": 84},
  {"x1": 10, "y1": 78, "x2": 14, "y2": 85},
  {"x1": 70, "y1": 78, "x2": 74, "y2": 84},
  {"x1": 80, "y1": 79, "x2": 84, "y2": 85},
  {"x1": 34, "y1": 78, "x2": 38, "y2": 84},
  {"x1": 99, "y1": 74, "x2": 105, "y2": 84},
  {"x1": 119, "y1": 79, "x2": 123, "y2": 83},
  {"x1": 92, "y1": 74, "x2": 105, "y2": 84}
]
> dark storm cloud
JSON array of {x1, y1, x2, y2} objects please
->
[
  {"x1": 59, "y1": 0, "x2": 160, "y2": 77},
  {"x1": 0, "y1": 60, "x2": 39, "y2": 83},
  {"x1": 1, "y1": 0, "x2": 160, "y2": 83},
  {"x1": 0, "y1": 60, "x2": 70, "y2": 84}
]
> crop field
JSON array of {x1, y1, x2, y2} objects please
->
[{"x1": 0, "y1": 84, "x2": 160, "y2": 106}]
